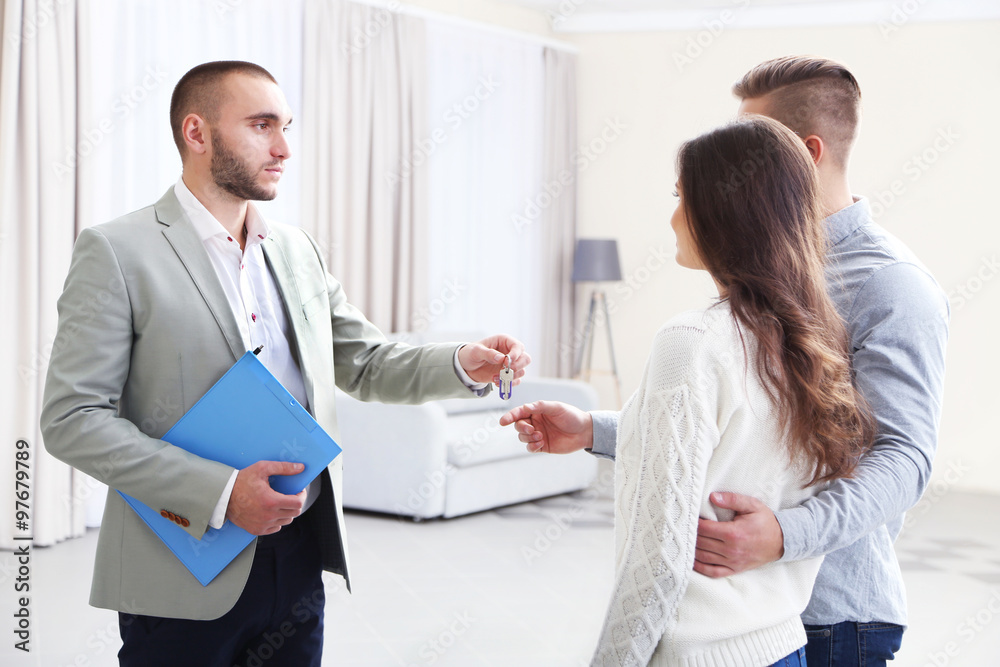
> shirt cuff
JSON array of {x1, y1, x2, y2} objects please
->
[
  {"x1": 587, "y1": 410, "x2": 619, "y2": 460},
  {"x1": 454, "y1": 346, "x2": 490, "y2": 396},
  {"x1": 775, "y1": 504, "x2": 813, "y2": 562},
  {"x1": 209, "y1": 470, "x2": 239, "y2": 529}
]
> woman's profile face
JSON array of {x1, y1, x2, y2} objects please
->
[{"x1": 670, "y1": 183, "x2": 706, "y2": 271}]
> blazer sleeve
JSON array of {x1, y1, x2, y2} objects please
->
[
  {"x1": 40, "y1": 227, "x2": 234, "y2": 540},
  {"x1": 297, "y1": 229, "x2": 479, "y2": 404}
]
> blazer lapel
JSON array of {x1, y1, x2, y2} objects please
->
[
  {"x1": 154, "y1": 189, "x2": 245, "y2": 362},
  {"x1": 262, "y1": 236, "x2": 318, "y2": 410}
]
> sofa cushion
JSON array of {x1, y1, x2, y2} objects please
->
[{"x1": 443, "y1": 409, "x2": 531, "y2": 467}]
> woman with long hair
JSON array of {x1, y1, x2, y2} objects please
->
[{"x1": 591, "y1": 116, "x2": 875, "y2": 667}]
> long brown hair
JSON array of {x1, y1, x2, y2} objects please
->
[{"x1": 677, "y1": 116, "x2": 874, "y2": 484}]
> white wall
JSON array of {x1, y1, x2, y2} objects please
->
[{"x1": 566, "y1": 20, "x2": 1000, "y2": 495}]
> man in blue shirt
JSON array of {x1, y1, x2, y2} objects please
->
[{"x1": 501, "y1": 56, "x2": 949, "y2": 667}]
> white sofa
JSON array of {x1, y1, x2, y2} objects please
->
[{"x1": 337, "y1": 372, "x2": 600, "y2": 520}]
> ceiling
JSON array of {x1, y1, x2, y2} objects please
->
[{"x1": 489, "y1": 0, "x2": 999, "y2": 32}]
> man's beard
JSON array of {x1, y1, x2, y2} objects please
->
[{"x1": 211, "y1": 132, "x2": 278, "y2": 201}]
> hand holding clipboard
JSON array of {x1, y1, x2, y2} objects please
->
[{"x1": 118, "y1": 351, "x2": 342, "y2": 586}]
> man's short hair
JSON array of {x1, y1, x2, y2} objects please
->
[
  {"x1": 732, "y1": 56, "x2": 862, "y2": 168},
  {"x1": 169, "y1": 61, "x2": 277, "y2": 156}
]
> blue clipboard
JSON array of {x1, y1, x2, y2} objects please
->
[{"x1": 118, "y1": 351, "x2": 342, "y2": 586}]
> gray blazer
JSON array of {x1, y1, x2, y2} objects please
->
[{"x1": 40, "y1": 188, "x2": 474, "y2": 620}]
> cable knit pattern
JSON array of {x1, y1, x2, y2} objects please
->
[{"x1": 592, "y1": 304, "x2": 825, "y2": 667}]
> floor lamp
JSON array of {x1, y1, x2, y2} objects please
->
[{"x1": 572, "y1": 238, "x2": 623, "y2": 408}]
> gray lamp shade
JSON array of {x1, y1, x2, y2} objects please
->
[{"x1": 571, "y1": 239, "x2": 622, "y2": 282}]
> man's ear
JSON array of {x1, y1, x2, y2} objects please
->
[
  {"x1": 802, "y1": 134, "x2": 825, "y2": 166},
  {"x1": 182, "y1": 113, "x2": 210, "y2": 155}
]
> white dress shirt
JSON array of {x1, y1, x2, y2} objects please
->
[
  {"x1": 174, "y1": 177, "x2": 321, "y2": 528},
  {"x1": 174, "y1": 177, "x2": 486, "y2": 530}
]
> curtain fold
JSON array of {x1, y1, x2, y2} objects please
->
[
  {"x1": 0, "y1": 0, "x2": 86, "y2": 548},
  {"x1": 301, "y1": 0, "x2": 428, "y2": 333},
  {"x1": 540, "y1": 47, "x2": 578, "y2": 378}
]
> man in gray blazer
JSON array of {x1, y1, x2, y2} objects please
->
[{"x1": 40, "y1": 60, "x2": 528, "y2": 666}]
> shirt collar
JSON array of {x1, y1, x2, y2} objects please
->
[
  {"x1": 824, "y1": 196, "x2": 872, "y2": 246},
  {"x1": 173, "y1": 176, "x2": 270, "y2": 247}
]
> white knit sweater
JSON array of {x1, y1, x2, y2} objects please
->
[{"x1": 592, "y1": 304, "x2": 825, "y2": 667}]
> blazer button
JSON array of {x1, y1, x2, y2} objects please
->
[
  {"x1": 160, "y1": 510, "x2": 170, "y2": 519},
  {"x1": 180, "y1": 518, "x2": 190, "y2": 528}
]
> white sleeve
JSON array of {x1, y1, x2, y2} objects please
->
[
  {"x1": 208, "y1": 470, "x2": 239, "y2": 529},
  {"x1": 591, "y1": 375, "x2": 715, "y2": 665}
]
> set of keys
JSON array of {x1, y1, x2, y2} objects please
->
[{"x1": 499, "y1": 355, "x2": 514, "y2": 400}]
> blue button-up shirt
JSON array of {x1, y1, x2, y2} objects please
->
[{"x1": 592, "y1": 197, "x2": 950, "y2": 626}]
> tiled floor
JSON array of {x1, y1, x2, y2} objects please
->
[{"x1": 2, "y1": 466, "x2": 999, "y2": 666}]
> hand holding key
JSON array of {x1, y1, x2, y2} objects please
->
[{"x1": 457, "y1": 334, "x2": 530, "y2": 392}]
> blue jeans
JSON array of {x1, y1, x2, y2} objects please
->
[
  {"x1": 769, "y1": 645, "x2": 807, "y2": 666},
  {"x1": 804, "y1": 621, "x2": 904, "y2": 667}
]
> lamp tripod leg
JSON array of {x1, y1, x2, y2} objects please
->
[
  {"x1": 575, "y1": 291, "x2": 598, "y2": 380},
  {"x1": 599, "y1": 291, "x2": 623, "y2": 408}
]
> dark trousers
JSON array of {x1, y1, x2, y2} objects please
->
[
  {"x1": 805, "y1": 621, "x2": 904, "y2": 667},
  {"x1": 119, "y1": 514, "x2": 325, "y2": 667}
]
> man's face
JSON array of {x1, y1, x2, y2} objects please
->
[{"x1": 209, "y1": 74, "x2": 293, "y2": 201}]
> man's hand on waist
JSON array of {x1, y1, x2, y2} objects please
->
[{"x1": 693, "y1": 491, "x2": 785, "y2": 577}]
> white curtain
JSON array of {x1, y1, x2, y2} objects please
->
[
  {"x1": 0, "y1": 0, "x2": 307, "y2": 540},
  {"x1": 0, "y1": 0, "x2": 84, "y2": 548},
  {"x1": 301, "y1": 0, "x2": 428, "y2": 333},
  {"x1": 79, "y1": 0, "x2": 305, "y2": 232},
  {"x1": 540, "y1": 47, "x2": 578, "y2": 378},
  {"x1": 423, "y1": 20, "x2": 549, "y2": 363}
]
